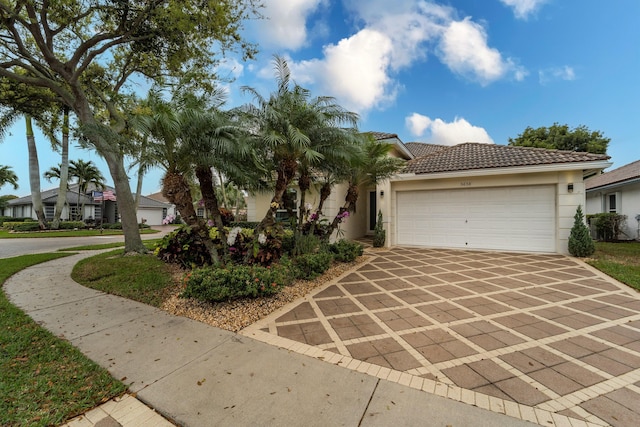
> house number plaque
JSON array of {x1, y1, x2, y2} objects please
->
[{"x1": 460, "y1": 181, "x2": 471, "y2": 186}]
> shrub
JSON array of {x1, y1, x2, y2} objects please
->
[
  {"x1": 58, "y1": 221, "x2": 87, "y2": 230},
  {"x1": 155, "y1": 226, "x2": 213, "y2": 268},
  {"x1": 569, "y1": 205, "x2": 595, "y2": 257},
  {"x1": 229, "y1": 221, "x2": 260, "y2": 229},
  {"x1": 291, "y1": 232, "x2": 322, "y2": 256},
  {"x1": 3, "y1": 221, "x2": 41, "y2": 232},
  {"x1": 292, "y1": 251, "x2": 333, "y2": 280},
  {"x1": 329, "y1": 239, "x2": 363, "y2": 262},
  {"x1": 182, "y1": 263, "x2": 293, "y2": 302},
  {"x1": 591, "y1": 213, "x2": 627, "y2": 241},
  {"x1": 0, "y1": 217, "x2": 30, "y2": 226},
  {"x1": 373, "y1": 210, "x2": 386, "y2": 247}
]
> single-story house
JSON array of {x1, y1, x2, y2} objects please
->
[
  {"x1": 3, "y1": 184, "x2": 174, "y2": 226},
  {"x1": 585, "y1": 159, "x2": 640, "y2": 240},
  {"x1": 248, "y1": 132, "x2": 611, "y2": 254}
]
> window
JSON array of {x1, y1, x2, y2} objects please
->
[
  {"x1": 197, "y1": 208, "x2": 204, "y2": 218},
  {"x1": 69, "y1": 206, "x2": 80, "y2": 220},
  {"x1": 276, "y1": 188, "x2": 298, "y2": 222},
  {"x1": 45, "y1": 205, "x2": 54, "y2": 219},
  {"x1": 162, "y1": 208, "x2": 168, "y2": 219},
  {"x1": 607, "y1": 193, "x2": 617, "y2": 213}
]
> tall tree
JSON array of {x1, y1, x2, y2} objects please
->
[
  {"x1": 0, "y1": 1, "x2": 258, "y2": 253},
  {"x1": 508, "y1": 123, "x2": 610, "y2": 154},
  {"x1": 0, "y1": 165, "x2": 18, "y2": 190},
  {"x1": 25, "y1": 116, "x2": 48, "y2": 228},
  {"x1": 327, "y1": 136, "x2": 405, "y2": 236},
  {"x1": 242, "y1": 56, "x2": 359, "y2": 234},
  {"x1": 69, "y1": 160, "x2": 106, "y2": 220}
]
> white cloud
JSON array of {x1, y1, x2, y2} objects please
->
[
  {"x1": 295, "y1": 29, "x2": 397, "y2": 112},
  {"x1": 406, "y1": 113, "x2": 432, "y2": 137},
  {"x1": 275, "y1": 1, "x2": 525, "y2": 113},
  {"x1": 253, "y1": 0, "x2": 325, "y2": 50},
  {"x1": 406, "y1": 114, "x2": 494, "y2": 145},
  {"x1": 538, "y1": 65, "x2": 576, "y2": 84},
  {"x1": 438, "y1": 18, "x2": 524, "y2": 85},
  {"x1": 499, "y1": 0, "x2": 547, "y2": 20}
]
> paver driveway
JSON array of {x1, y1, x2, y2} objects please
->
[{"x1": 243, "y1": 246, "x2": 640, "y2": 426}]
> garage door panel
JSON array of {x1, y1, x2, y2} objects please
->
[{"x1": 396, "y1": 186, "x2": 556, "y2": 252}]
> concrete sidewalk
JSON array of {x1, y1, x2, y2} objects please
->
[{"x1": 3, "y1": 252, "x2": 540, "y2": 427}]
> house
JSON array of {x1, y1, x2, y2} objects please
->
[
  {"x1": 585, "y1": 160, "x2": 640, "y2": 240},
  {"x1": 145, "y1": 191, "x2": 177, "y2": 224},
  {"x1": 247, "y1": 133, "x2": 611, "y2": 254},
  {"x1": 3, "y1": 184, "x2": 174, "y2": 226}
]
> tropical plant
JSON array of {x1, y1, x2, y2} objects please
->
[
  {"x1": 0, "y1": 165, "x2": 18, "y2": 190},
  {"x1": 568, "y1": 205, "x2": 595, "y2": 257},
  {"x1": 373, "y1": 210, "x2": 386, "y2": 247}
]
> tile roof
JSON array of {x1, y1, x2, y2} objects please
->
[
  {"x1": 367, "y1": 131, "x2": 398, "y2": 141},
  {"x1": 405, "y1": 142, "x2": 448, "y2": 157},
  {"x1": 585, "y1": 159, "x2": 640, "y2": 190},
  {"x1": 403, "y1": 143, "x2": 610, "y2": 174}
]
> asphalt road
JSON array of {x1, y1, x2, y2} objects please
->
[{"x1": 0, "y1": 226, "x2": 174, "y2": 259}]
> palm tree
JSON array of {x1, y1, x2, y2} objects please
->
[
  {"x1": 67, "y1": 160, "x2": 105, "y2": 220},
  {"x1": 242, "y1": 56, "x2": 360, "y2": 235},
  {"x1": 0, "y1": 165, "x2": 18, "y2": 190},
  {"x1": 326, "y1": 135, "x2": 405, "y2": 236}
]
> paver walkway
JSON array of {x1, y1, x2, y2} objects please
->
[{"x1": 243, "y1": 246, "x2": 640, "y2": 426}]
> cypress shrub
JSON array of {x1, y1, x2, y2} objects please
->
[{"x1": 568, "y1": 205, "x2": 595, "y2": 257}]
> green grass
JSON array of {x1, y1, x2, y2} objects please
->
[
  {"x1": 72, "y1": 249, "x2": 176, "y2": 307},
  {"x1": 0, "y1": 253, "x2": 126, "y2": 427},
  {"x1": 59, "y1": 239, "x2": 161, "y2": 252},
  {"x1": 0, "y1": 228, "x2": 159, "y2": 238},
  {"x1": 587, "y1": 241, "x2": 640, "y2": 291}
]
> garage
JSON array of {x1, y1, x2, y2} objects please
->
[{"x1": 396, "y1": 185, "x2": 556, "y2": 253}]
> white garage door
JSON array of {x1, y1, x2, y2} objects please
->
[{"x1": 396, "y1": 186, "x2": 556, "y2": 252}]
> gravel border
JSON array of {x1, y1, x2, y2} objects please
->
[{"x1": 161, "y1": 255, "x2": 372, "y2": 332}]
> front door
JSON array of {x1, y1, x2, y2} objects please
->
[{"x1": 368, "y1": 190, "x2": 377, "y2": 234}]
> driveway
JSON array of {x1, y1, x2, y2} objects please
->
[{"x1": 243, "y1": 247, "x2": 640, "y2": 426}]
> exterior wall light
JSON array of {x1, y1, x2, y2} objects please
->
[
  {"x1": 568, "y1": 183, "x2": 574, "y2": 193},
  {"x1": 380, "y1": 190, "x2": 384, "y2": 197}
]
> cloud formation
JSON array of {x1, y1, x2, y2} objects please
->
[
  {"x1": 499, "y1": 0, "x2": 547, "y2": 20},
  {"x1": 438, "y1": 18, "x2": 525, "y2": 86},
  {"x1": 406, "y1": 113, "x2": 495, "y2": 145},
  {"x1": 252, "y1": 0, "x2": 325, "y2": 50},
  {"x1": 538, "y1": 66, "x2": 576, "y2": 85},
  {"x1": 257, "y1": 0, "x2": 526, "y2": 113}
]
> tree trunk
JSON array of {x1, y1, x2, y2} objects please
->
[
  {"x1": 308, "y1": 181, "x2": 332, "y2": 235},
  {"x1": 163, "y1": 171, "x2": 219, "y2": 264},
  {"x1": 255, "y1": 158, "x2": 298, "y2": 234},
  {"x1": 25, "y1": 116, "x2": 47, "y2": 229},
  {"x1": 196, "y1": 165, "x2": 227, "y2": 245},
  {"x1": 74, "y1": 101, "x2": 145, "y2": 253},
  {"x1": 297, "y1": 172, "x2": 311, "y2": 229},
  {"x1": 51, "y1": 107, "x2": 70, "y2": 229},
  {"x1": 134, "y1": 138, "x2": 147, "y2": 211},
  {"x1": 217, "y1": 170, "x2": 229, "y2": 208},
  {"x1": 327, "y1": 183, "x2": 359, "y2": 237}
]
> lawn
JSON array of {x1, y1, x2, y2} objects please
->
[
  {"x1": 0, "y1": 253, "x2": 126, "y2": 427},
  {"x1": 0, "y1": 228, "x2": 160, "y2": 238},
  {"x1": 59, "y1": 239, "x2": 162, "y2": 252},
  {"x1": 72, "y1": 248, "x2": 177, "y2": 307},
  {"x1": 587, "y1": 241, "x2": 640, "y2": 291}
]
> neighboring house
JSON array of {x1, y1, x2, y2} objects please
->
[
  {"x1": 585, "y1": 160, "x2": 640, "y2": 240},
  {"x1": 3, "y1": 184, "x2": 174, "y2": 226},
  {"x1": 247, "y1": 133, "x2": 611, "y2": 254},
  {"x1": 146, "y1": 191, "x2": 177, "y2": 224}
]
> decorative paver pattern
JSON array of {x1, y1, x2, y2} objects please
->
[{"x1": 243, "y1": 246, "x2": 640, "y2": 426}]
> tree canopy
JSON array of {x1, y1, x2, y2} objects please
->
[
  {"x1": 0, "y1": 0, "x2": 259, "y2": 252},
  {"x1": 508, "y1": 123, "x2": 609, "y2": 154}
]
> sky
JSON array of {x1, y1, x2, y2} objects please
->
[{"x1": 1, "y1": 0, "x2": 639, "y2": 197}]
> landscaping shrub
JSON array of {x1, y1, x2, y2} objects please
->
[
  {"x1": 292, "y1": 251, "x2": 333, "y2": 280},
  {"x1": 373, "y1": 210, "x2": 386, "y2": 247},
  {"x1": 2, "y1": 221, "x2": 40, "y2": 232},
  {"x1": 155, "y1": 226, "x2": 213, "y2": 268},
  {"x1": 329, "y1": 239, "x2": 363, "y2": 262},
  {"x1": 229, "y1": 221, "x2": 260, "y2": 229},
  {"x1": 591, "y1": 213, "x2": 627, "y2": 241},
  {"x1": 219, "y1": 208, "x2": 235, "y2": 226},
  {"x1": 0, "y1": 217, "x2": 30, "y2": 226},
  {"x1": 569, "y1": 205, "x2": 595, "y2": 257},
  {"x1": 182, "y1": 263, "x2": 293, "y2": 302},
  {"x1": 58, "y1": 221, "x2": 87, "y2": 230},
  {"x1": 291, "y1": 232, "x2": 322, "y2": 256}
]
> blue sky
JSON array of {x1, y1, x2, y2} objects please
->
[{"x1": 2, "y1": 0, "x2": 638, "y2": 197}]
